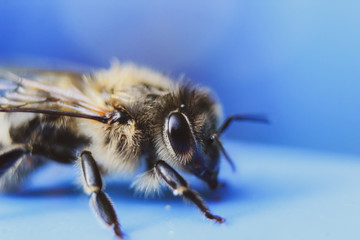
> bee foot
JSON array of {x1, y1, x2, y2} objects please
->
[
  {"x1": 205, "y1": 212, "x2": 225, "y2": 224},
  {"x1": 114, "y1": 224, "x2": 124, "y2": 239}
]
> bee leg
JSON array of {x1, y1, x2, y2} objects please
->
[
  {"x1": 0, "y1": 145, "x2": 29, "y2": 176},
  {"x1": 155, "y1": 160, "x2": 225, "y2": 223},
  {"x1": 80, "y1": 151, "x2": 123, "y2": 239}
]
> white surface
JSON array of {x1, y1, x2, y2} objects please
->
[{"x1": 0, "y1": 141, "x2": 359, "y2": 240}]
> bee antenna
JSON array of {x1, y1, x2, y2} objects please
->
[
  {"x1": 213, "y1": 114, "x2": 268, "y2": 172},
  {"x1": 217, "y1": 114, "x2": 269, "y2": 135},
  {"x1": 211, "y1": 134, "x2": 236, "y2": 172}
]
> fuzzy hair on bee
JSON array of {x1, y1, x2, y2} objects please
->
[{"x1": 0, "y1": 61, "x2": 267, "y2": 239}]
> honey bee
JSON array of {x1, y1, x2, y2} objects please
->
[{"x1": 0, "y1": 61, "x2": 266, "y2": 238}]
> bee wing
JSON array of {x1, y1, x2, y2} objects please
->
[{"x1": 0, "y1": 69, "x2": 117, "y2": 123}]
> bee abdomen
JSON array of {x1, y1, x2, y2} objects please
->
[{"x1": 9, "y1": 116, "x2": 90, "y2": 164}]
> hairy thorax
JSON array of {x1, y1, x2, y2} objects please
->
[{"x1": 78, "y1": 117, "x2": 143, "y2": 175}]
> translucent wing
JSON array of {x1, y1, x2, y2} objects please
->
[{"x1": 0, "y1": 69, "x2": 125, "y2": 124}]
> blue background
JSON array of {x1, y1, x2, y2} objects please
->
[
  {"x1": 1, "y1": 0, "x2": 359, "y2": 155},
  {"x1": 1, "y1": 1, "x2": 360, "y2": 240}
]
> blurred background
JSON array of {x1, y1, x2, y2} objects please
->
[
  {"x1": 0, "y1": 0, "x2": 359, "y2": 155},
  {"x1": 1, "y1": 2, "x2": 360, "y2": 240}
]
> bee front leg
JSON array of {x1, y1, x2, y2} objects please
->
[
  {"x1": 80, "y1": 151, "x2": 123, "y2": 239},
  {"x1": 0, "y1": 145, "x2": 29, "y2": 176},
  {"x1": 155, "y1": 160, "x2": 225, "y2": 223}
]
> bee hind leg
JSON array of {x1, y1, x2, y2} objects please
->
[
  {"x1": 154, "y1": 160, "x2": 225, "y2": 223},
  {"x1": 80, "y1": 150, "x2": 124, "y2": 239}
]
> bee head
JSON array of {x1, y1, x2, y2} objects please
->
[
  {"x1": 164, "y1": 110, "x2": 221, "y2": 189},
  {"x1": 156, "y1": 84, "x2": 268, "y2": 189},
  {"x1": 156, "y1": 84, "x2": 222, "y2": 189}
]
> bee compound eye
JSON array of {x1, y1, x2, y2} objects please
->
[{"x1": 167, "y1": 112, "x2": 193, "y2": 154}]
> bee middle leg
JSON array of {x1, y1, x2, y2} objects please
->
[
  {"x1": 80, "y1": 150, "x2": 123, "y2": 239},
  {"x1": 154, "y1": 160, "x2": 225, "y2": 223}
]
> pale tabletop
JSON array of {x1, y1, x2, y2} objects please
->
[{"x1": 0, "y1": 140, "x2": 359, "y2": 240}]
